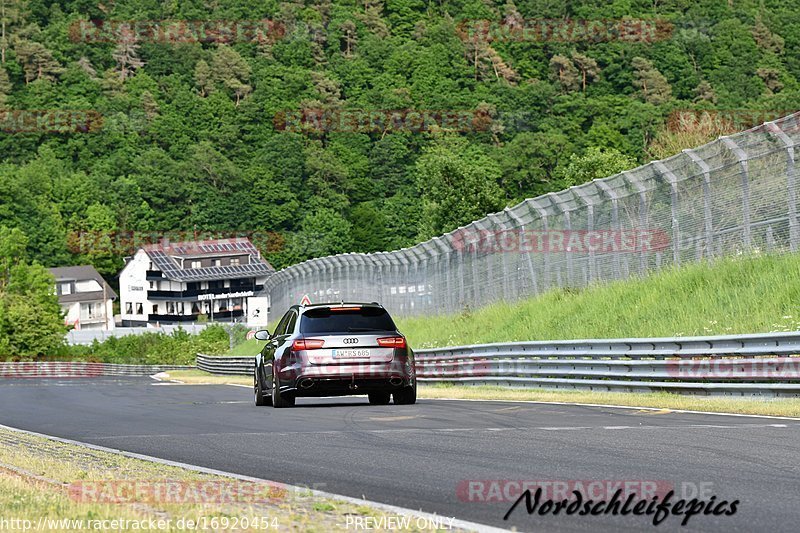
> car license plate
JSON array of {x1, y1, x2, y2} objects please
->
[{"x1": 332, "y1": 348, "x2": 371, "y2": 358}]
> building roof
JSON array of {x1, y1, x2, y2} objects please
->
[
  {"x1": 49, "y1": 265, "x2": 118, "y2": 303},
  {"x1": 142, "y1": 238, "x2": 275, "y2": 282}
]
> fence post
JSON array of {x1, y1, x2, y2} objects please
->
[
  {"x1": 432, "y1": 237, "x2": 451, "y2": 313},
  {"x1": 765, "y1": 121, "x2": 799, "y2": 252},
  {"x1": 548, "y1": 192, "x2": 574, "y2": 286},
  {"x1": 596, "y1": 179, "x2": 622, "y2": 279},
  {"x1": 488, "y1": 212, "x2": 511, "y2": 302},
  {"x1": 571, "y1": 185, "x2": 597, "y2": 282},
  {"x1": 682, "y1": 149, "x2": 715, "y2": 258},
  {"x1": 527, "y1": 198, "x2": 550, "y2": 291},
  {"x1": 721, "y1": 136, "x2": 752, "y2": 250},
  {"x1": 623, "y1": 171, "x2": 650, "y2": 275},
  {"x1": 654, "y1": 160, "x2": 682, "y2": 266},
  {"x1": 505, "y1": 207, "x2": 538, "y2": 296}
]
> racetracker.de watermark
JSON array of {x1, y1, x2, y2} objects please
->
[
  {"x1": 69, "y1": 19, "x2": 286, "y2": 44},
  {"x1": 0, "y1": 109, "x2": 103, "y2": 133},
  {"x1": 69, "y1": 480, "x2": 287, "y2": 505},
  {"x1": 273, "y1": 109, "x2": 494, "y2": 134},
  {"x1": 457, "y1": 18, "x2": 673, "y2": 43},
  {"x1": 66, "y1": 231, "x2": 284, "y2": 256},
  {"x1": 667, "y1": 358, "x2": 800, "y2": 379},
  {"x1": 449, "y1": 229, "x2": 671, "y2": 254}
]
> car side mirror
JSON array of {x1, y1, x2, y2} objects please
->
[{"x1": 254, "y1": 330, "x2": 271, "y2": 341}]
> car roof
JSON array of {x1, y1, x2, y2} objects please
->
[{"x1": 292, "y1": 302, "x2": 384, "y2": 312}]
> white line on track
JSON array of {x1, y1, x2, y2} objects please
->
[{"x1": 85, "y1": 422, "x2": 799, "y2": 441}]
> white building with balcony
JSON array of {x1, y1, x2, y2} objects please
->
[
  {"x1": 118, "y1": 238, "x2": 274, "y2": 327},
  {"x1": 49, "y1": 265, "x2": 116, "y2": 330}
]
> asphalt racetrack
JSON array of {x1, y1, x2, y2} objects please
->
[{"x1": 1, "y1": 377, "x2": 798, "y2": 532}]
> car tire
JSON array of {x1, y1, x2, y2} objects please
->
[
  {"x1": 368, "y1": 392, "x2": 391, "y2": 405},
  {"x1": 254, "y1": 369, "x2": 271, "y2": 406},
  {"x1": 393, "y1": 383, "x2": 416, "y2": 405},
  {"x1": 271, "y1": 369, "x2": 295, "y2": 408}
]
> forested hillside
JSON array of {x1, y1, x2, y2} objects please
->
[{"x1": 1, "y1": 0, "x2": 798, "y2": 278}]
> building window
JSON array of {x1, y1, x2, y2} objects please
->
[
  {"x1": 213, "y1": 259, "x2": 222, "y2": 267},
  {"x1": 136, "y1": 303, "x2": 143, "y2": 315},
  {"x1": 152, "y1": 304, "x2": 159, "y2": 314},
  {"x1": 230, "y1": 258, "x2": 240, "y2": 266},
  {"x1": 126, "y1": 303, "x2": 133, "y2": 314},
  {"x1": 191, "y1": 260, "x2": 201, "y2": 269},
  {"x1": 149, "y1": 281, "x2": 155, "y2": 289},
  {"x1": 57, "y1": 282, "x2": 73, "y2": 296},
  {"x1": 167, "y1": 302, "x2": 175, "y2": 314}
]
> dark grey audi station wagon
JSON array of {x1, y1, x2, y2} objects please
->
[{"x1": 254, "y1": 302, "x2": 416, "y2": 408}]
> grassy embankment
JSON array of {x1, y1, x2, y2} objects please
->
[{"x1": 0, "y1": 427, "x2": 457, "y2": 532}]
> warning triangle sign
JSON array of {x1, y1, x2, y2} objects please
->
[{"x1": 300, "y1": 294, "x2": 312, "y2": 306}]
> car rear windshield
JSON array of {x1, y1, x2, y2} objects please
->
[{"x1": 300, "y1": 306, "x2": 397, "y2": 334}]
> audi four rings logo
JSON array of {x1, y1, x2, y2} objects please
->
[{"x1": 343, "y1": 338, "x2": 359, "y2": 344}]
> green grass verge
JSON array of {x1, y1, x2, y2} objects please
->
[
  {"x1": 227, "y1": 338, "x2": 265, "y2": 356},
  {"x1": 0, "y1": 428, "x2": 455, "y2": 532},
  {"x1": 395, "y1": 253, "x2": 800, "y2": 348},
  {"x1": 420, "y1": 384, "x2": 800, "y2": 418}
]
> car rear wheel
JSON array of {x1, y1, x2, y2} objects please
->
[
  {"x1": 271, "y1": 369, "x2": 295, "y2": 408},
  {"x1": 368, "y1": 392, "x2": 391, "y2": 405},
  {"x1": 393, "y1": 383, "x2": 416, "y2": 405}
]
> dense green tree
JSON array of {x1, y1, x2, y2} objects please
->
[
  {"x1": 415, "y1": 137, "x2": 505, "y2": 238},
  {"x1": 0, "y1": 0, "x2": 795, "y2": 278},
  {"x1": 554, "y1": 147, "x2": 638, "y2": 188},
  {"x1": 0, "y1": 226, "x2": 65, "y2": 358},
  {"x1": 631, "y1": 57, "x2": 672, "y2": 105}
]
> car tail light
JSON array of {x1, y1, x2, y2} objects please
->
[
  {"x1": 329, "y1": 307, "x2": 361, "y2": 311},
  {"x1": 292, "y1": 339, "x2": 325, "y2": 350},
  {"x1": 377, "y1": 336, "x2": 406, "y2": 349}
]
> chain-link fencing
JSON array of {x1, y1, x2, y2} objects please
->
[{"x1": 261, "y1": 112, "x2": 800, "y2": 319}]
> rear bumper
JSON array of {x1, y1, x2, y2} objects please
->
[{"x1": 277, "y1": 359, "x2": 415, "y2": 397}]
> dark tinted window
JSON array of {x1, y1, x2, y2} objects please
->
[
  {"x1": 285, "y1": 312, "x2": 298, "y2": 334},
  {"x1": 274, "y1": 311, "x2": 292, "y2": 336},
  {"x1": 300, "y1": 307, "x2": 396, "y2": 334}
]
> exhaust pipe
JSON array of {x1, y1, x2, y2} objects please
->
[
  {"x1": 389, "y1": 377, "x2": 404, "y2": 387},
  {"x1": 299, "y1": 378, "x2": 314, "y2": 389}
]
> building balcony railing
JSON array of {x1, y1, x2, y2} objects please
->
[
  {"x1": 147, "y1": 285, "x2": 264, "y2": 301},
  {"x1": 149, "y1": 310, "x2": 245, "y2": 323},
  {"x1": 146, "y1": 270, "x2": 164, "y2": 280}
]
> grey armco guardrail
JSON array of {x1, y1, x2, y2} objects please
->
[
  {"x1": 197, "y1": 354, "x2": 254, "y2": 375},
  {"x1": 198, "y1": 331, "x2": 800, "y2": 396},
  {"x1": 0, "y1": 362, "x2": 193, "y2": 378}
]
